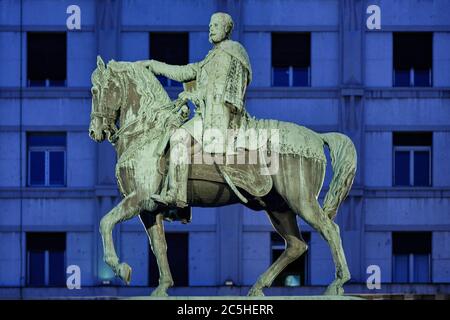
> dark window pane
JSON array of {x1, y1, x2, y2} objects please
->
[
  {"x1": 49, "y1": 151, "x2": 65, "y2": 185},
  {"x1": 28, "y1": 250, "x2": 45, "y2": 286},
  {"x1": 414, "y1": 254, "x2": 430, "y2": 283},
  {"x1": 392, "y1": 232, "x2": 432, "y2": 283},
  {"x1": 394, "y1": 69, "x2": 410, "y2": 87},
  {"x1": 27, "y1": 32, "x2": 66, "y2": 85},
  {"x1": 27, "y1": 233, "x2": 66, "y2": 251},
  {"x1": 30, "y1": 151, "x2": 45, "y2": 186},
  {"x1": 273, "y1": 67, "x2": 289, "y2": 86},
  {"x1": 393, "y1": 33, "x2": 432, "y2": 88},
  {"x1": 150, "y1": 33, "x2": 189, "y2": 65},
  {"x1": 150, "y1": 33, "x2": 188, "y2": 87},
  {"x1": 27, "y1": 233, "x2": 66, "y2": 287},
  {"x1": 272, "y1": 33, "x2": 310, "y2": 68},
  {"x1": 393, "y1": 132, "x2": 432, "y2": 147},
  {"x1": 394, "y1": 33, "x2": 432, "y2": 70},
  {"x1": 49, "y1": 251, "x2": 65, "y2": 286},
  {"x1": 414, "y1": 151, "x2": 430, "y2": 186},
  {"x1": 393, "y1": 232, "x2": 432, "y2": 255},
  {"x1": 414, "y1": 69, "x2": 431, "y2": 87},
  {"x1": 393, "y1": 254, "x2": 409, "y2": 283},
  {"x1": 28, "y1": 133, "x2": 66, "y2": 147},
  {"x1": 395, "y1": 151, "x2": 410, "y2": 186},
  {"x1": 292, "y1": 67, "x2": 309, "y2": 86}
]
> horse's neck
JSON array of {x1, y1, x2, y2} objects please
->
[
  {"x1": 118, "y1": 68, "x2": 170, "y2": 128},
  {"x1": 118, "y1": 79, "x2": 145, "y2": 127},
  {"x1": 119, "y1": 105, "x2": 140, "y2": 127}
]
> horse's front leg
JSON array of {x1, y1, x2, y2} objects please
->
[
  {"x1": 140, "y1": 212, "x2": 174, "y2": 297},
  {"x1": 100, "y1": 191, "x2": 147, "y2": 284}
]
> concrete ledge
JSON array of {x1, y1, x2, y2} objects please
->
[
  {"x1": 2, "y1": 284, "x2": 450, "y2": 300},
  {"x1": 123, "y1": 295, "x2": 364, "y2": 300}
]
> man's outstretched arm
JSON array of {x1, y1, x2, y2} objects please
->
[{"x1": 140, "y1": 60, "x2": 197, "y2": 83}]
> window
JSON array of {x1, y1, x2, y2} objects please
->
[
  {"x1": 392, "y1": 232, "x2": 431, "y2": 283},
  {"x1": 27, "y1": 133, "x2": 66, "y2": 187},
  {"x1": 26, "y1": 233, "x2": 66, "y2": 287},
  {"x1": 393, "y1": 132, "x2": 432, "y2": 187},
  {"x1": 393, "y1": 33, "x2": 432, "y2": 87},
  {"x1": 27, "y1": 32, "x2": 67, "y2": 87},
  {"x1": 149, "y1": 33, "x2": 189, "y2": 87},
  {"x1": 272, "y1": 33, "x2": 311, "y2": 87},
  {"x1": 149, "y1": 232, "x2": 189, "y2": 286},
  {"x1": 271, "y1": 232, "x2": 310, "y2": 286}
]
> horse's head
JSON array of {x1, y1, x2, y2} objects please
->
[
  {"x1": 89, "y1": 56, "x2": 173, "y2": 144},
  {"x1": 89, "y1": 56, "x2": 122, "y2": 142}
]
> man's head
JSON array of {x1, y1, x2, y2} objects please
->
[{"x1": 209, "y1": 12, "x2": 233, "y2": 44}]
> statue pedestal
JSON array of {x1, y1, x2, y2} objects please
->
[{"x1": 124, "y1": 295, "x2": 364, "y2": 300}]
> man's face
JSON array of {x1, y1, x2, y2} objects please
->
[{"x1": 209, "y1": 15, "x2": 227, "y2": 44}]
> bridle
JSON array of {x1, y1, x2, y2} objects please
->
[{"x1": 90, "y1": 89, "x2": 119, "y2": 142}]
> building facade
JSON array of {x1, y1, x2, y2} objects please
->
[{"x1": 0, "y1": 0, "x2": 449, "y2": 298}]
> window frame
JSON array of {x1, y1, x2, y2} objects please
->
[
  {"x1": 393, "y1": 68, "x2": 433, "y2": 87},
  {"x1": 392, "y1": 32, "x2": 433, "y2": 88},
  {"x1": 392, "y1": 252, "x2": 432, "y2": 283},
  {"x1": 393, "y1": 145, "x2": 432, "y2": 187},
  {"x1": 28, "y1": 145, "x2": 66, "y2": 187},
  {"x1": 26, "y1": 233, "x2": 67, "y2": 287},
  {"x1": 271, "y1": 66, "x2": 311, "y2": 87},
  {"x1": 271, "y1": 32, "x2": 312, "y2": 87},
  {"x1": 26, "y1": 32, "x2": 67, "y2": 87}
]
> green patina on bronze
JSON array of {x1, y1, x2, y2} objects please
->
[{"x1": 89, "y1": 12, "x2": 357, "y2": 297}]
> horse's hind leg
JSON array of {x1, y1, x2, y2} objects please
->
[
  {"x1": 100, "y1": 191, "x2": 150, "y2": 284},
  {"x1": 248, "y1": 208, "x2": 308, "y2": 297},
  {"x1": 295, "y1": 200, "x2": 350, "y2": 295},
  {"x1": 277, "y1": 155, "x2": 350, "y2": 295},
  {"x1": 140, "y1": 211, "x2": 174, "y2": 297}
]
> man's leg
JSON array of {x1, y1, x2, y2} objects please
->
[{"x1": 152, "y1": 128, "x2": 190, "y2": 208}]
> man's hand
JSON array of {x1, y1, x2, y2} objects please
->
[
  {"x1": 178, "y1": 91, "x2": 203, "y2": 105},
  {"x1": 176, "y1": 91, "x2": 204, "y2": 113}
]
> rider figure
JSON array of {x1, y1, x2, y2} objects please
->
[{"x1": 142, "y1": 12, "x2": 252, "y2": 208}]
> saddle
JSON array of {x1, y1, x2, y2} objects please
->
[
  {"x1": 190, "y1": 151, "x2": 273, "y2": 199},
  {"x1": 159, "y1": 149, "x2": 273, "y2": 200}
]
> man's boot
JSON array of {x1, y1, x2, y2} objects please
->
[{"x1": 151, "y1": 157, "x2": 188, "y2": 208}]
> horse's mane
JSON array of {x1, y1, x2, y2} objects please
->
[
  {"x1": 93, "y1": 60, "x2": 182, "y2": 134},
  {"x1": 108, "y1": 60, "x2": 172, "y2": 112}
]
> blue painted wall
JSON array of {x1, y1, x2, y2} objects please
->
[{"x1": 0, "y1": 0, "x2": 449, "y2": 297}]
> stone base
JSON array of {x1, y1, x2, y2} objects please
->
[{"x1": 124, "y1": 295, "x2": 364, "y2": 300}]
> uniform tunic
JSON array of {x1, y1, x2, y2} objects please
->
[{"x1": 150, "y1": 40, "x2": 252, "y2": 153}]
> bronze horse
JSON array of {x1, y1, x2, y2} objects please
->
[{"x1": 89, "y1": 56, "x2": 357, "y2": 296}]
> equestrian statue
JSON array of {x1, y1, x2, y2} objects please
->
[{"x1": 88, "y1": 12, "x2": 357, "y2": 297}]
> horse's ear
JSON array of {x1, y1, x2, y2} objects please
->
[
  {"x1": 108, "y1": 59, "x2": 117, "y2": 69},
  {"x1": 97, "y1": 55, "x2": 105, "y2": 70}
]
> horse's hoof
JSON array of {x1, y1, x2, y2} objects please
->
[
  {"x1": 151, "y1": 287, "x2": 169, "y2": 297},
  {"x1": 117, "y1": 263, "x2": 132, "y2": 285},
  {"x1": 324, "y1": 284, "x2": 344, "y2": 296},
  {"x1": 247, "y1": 287, "x2": 265, "y2": 297}
]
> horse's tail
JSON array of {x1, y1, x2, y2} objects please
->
[{"x1": 320, "y1": 133, "x2": 357, "y2": 220}]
